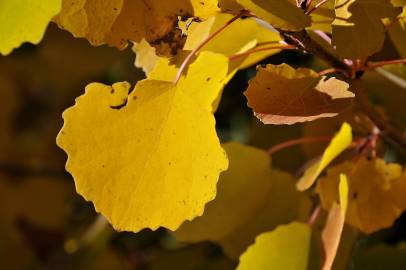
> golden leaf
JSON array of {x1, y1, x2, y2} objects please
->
[{"x1": 57, "y1": 80, "x2": 228, "y2": 232}]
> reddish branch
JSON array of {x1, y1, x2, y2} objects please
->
[
  {"x1": 367, "y1": 59, "x2": 406, "y2": 69},
  {"x1": 268, "y1": 136, "x2": 332, "y2": 155},
  {"x1": 229, "y1": 44, "x2": 296, "y2": 61},
  {"x1": 278, "y1": 28, "x2": 406, "y2": 151}
]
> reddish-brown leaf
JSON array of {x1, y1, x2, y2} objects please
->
[{"x1": 244, "y1": 64, "x2": 354, "y2": 125}]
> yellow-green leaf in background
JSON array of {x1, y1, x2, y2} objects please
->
[
  {"x1": 297, "y1": 122, "x2": 352, "y2": 191},
  {"x1": 321, "y1": 174, "x2": 349, "y2": 270},
  {"x1": 0, "y1": 0, "x2": 61, "y2": 55},
  {"x1": 175, "y1": 142, "x2": 311, "y2": 258},
  {"x1": 317, "y1": 158, "x2": 406, "y2": 234},
  {"x1": 332, "y1": 0, "x2": 397, "y2": 61},
  {"x1": 236, "y1": 222, "x2": 311, "y2": 270},
  {"x1": 308, "y1": 1, "x2": 335, "y2": 33},
  {"x1": 57, "y1": 80, "x2": 228, "y2": 232},
  {"x1": 236, "y1": 0, "x2": 311, "y2": 31}
]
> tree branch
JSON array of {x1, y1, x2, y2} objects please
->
[
  {"x1": 280, "y1": 30, "x2": 351, "y2": 75},
  {"x1": 278, "y1": 29, "x2": 406, "y2": 152}
]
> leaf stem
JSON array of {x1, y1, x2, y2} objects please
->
[
  {"x1": 308, "y1": 204, "x2": 321, "y2": 227},
  {"x1": 367, "y1": 59, "x2": 406, "y2": 69},
  {"x1": 318, "y1": 68, "x2": 346, "y2": 76},
  {"x1": 268, "y1": 136, "x2": 333, "y2": 155},
  {"x1": 173, "y1": 12, "x2": 242, "y2": 84},
  {"x1": 229, "y1": 44, "x2": 296, "y2": 61},
  {"x1": 306, "y1": 0, "x2": 330, "y2": 15},
  {"x1": 280, "y1": 30, "x2": 351, "y2": 75}
]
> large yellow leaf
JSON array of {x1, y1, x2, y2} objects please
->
[
  {"x1": 236, "y1": 0, "x2": 311, "y2": 31},
  {"x1": 297, "y1": 123, "x2": 352, "y2": 191},
  {"x1": 140, "y1": 51, "x2": 229, "y2": 112},
  {"x1": 332, "y1": 0, "x2": 397, "y2": 61},
  {"x1": 175, "y1": 142, "x2": 311, "y2": 258},
  {"x1": 236, "y1": 222, "x2": 312, "y2": 270},
  {"x1": 244, "y1": 64, "x2": 354, "y2": 125},
  {"x1": 317, "y1": 158, "x2": 406, "y2": 233},
  {"x1": 55, "y1": 0, "x2": 219, "y2": 54},
  {"x1": 57, "y1": 80, "x2": 228, "y2": 232},
  {"x1": 0, "y1": 0, "x2": 61, "y2": 55}
]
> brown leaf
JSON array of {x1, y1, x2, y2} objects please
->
[{"x1": 244, "y1": 64, "x2": 354, "y2": 125}]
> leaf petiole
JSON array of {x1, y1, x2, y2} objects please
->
[
  {"x1": 229, "y1": 44, "x2": 296, "y2": 61},
  {"x1": 173, "y1": 12, "x2": 245, "y2": 84}
]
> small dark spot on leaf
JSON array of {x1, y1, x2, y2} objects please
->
[
  {"x1": 352, "y1": 192, "x2": 358, "y2": 199},
  {"x1": 110, "y1": 88, "x2": 115, "y2": 94},
  {"x1": 206, "y1": 77, "x2": 211, "y2": 82}
]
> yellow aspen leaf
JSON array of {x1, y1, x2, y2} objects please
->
[
  {"x1": 317, "y1": 158, "x2": 406, "y2": 234},
  {"x1": 175, "y1": 142, "x2": 311, "y2": 258},
  {"x1": 236, "y1": 0, "x2": 311, "y2": 31},
  {"x1": 132, "y1": 40, "x2": 161, "y2": 75},
  {"x1": 236, "y1": 222, "x2": 312, "y2": 270},
  {"x1": 244, "y1": 64, "x2": 354, "y2": 125},
  {"x1": 143, "y1": 51, "x2": 229, "y2": 112},
  {"x1": 184, "y1": 13, "x2": 282, "y2": 69},
  {"x1": 321, "y1": 174, "x2": 349, "y2": 270},
  {"x1": 332, "y1": 0, "x2": 397, "y2": 61},
  {"x1": 0, "y1": 0, "x2": 61, "y2": 55},
  {"x1": 56, "y1": 80, "x2": 228, "y2": 232},
  {"x1": 297, "y1": 123, "x2": 352, "y2": 191},
  {"x1": 308, "y1": 1, "x2": 335, "y2": 33},
  {"x1": 146, "y1": 51, "x2": 189, "y2": 82},
  {"x1": 177, "y1": 52, "x2": 229, "y2": 112},
  {"x1": 55, "y1": 0, "x2": 219, "y2": 55}
]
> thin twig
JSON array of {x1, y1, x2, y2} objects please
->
[
  {"x1": 281, "y1": 30, "x2": 351, "y2": 75},
  {"x1": 255, "y1": 40, "x2": 284, "y2": 46},
  {"x1": 367, "y1": 59, "x2": 406, "y2": 69},
  {"x1": 306, "y1": 0, "x2": 331, "y2": 15},
  {"x1": 268, "y1": 136, "x2": 333, "y2": 156},
  {"x1": 173, "y1": 13, "x2": 242, "y2": 84},
  {"x1": 229, "y1": 45, "x2": 296, "y2": 61},
  {"x1": 318, "y1": 68, "x2": 346, "y2": 76},
  {"x1": 308, "y1": 204, "x2": 322, "y2": 227}
]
